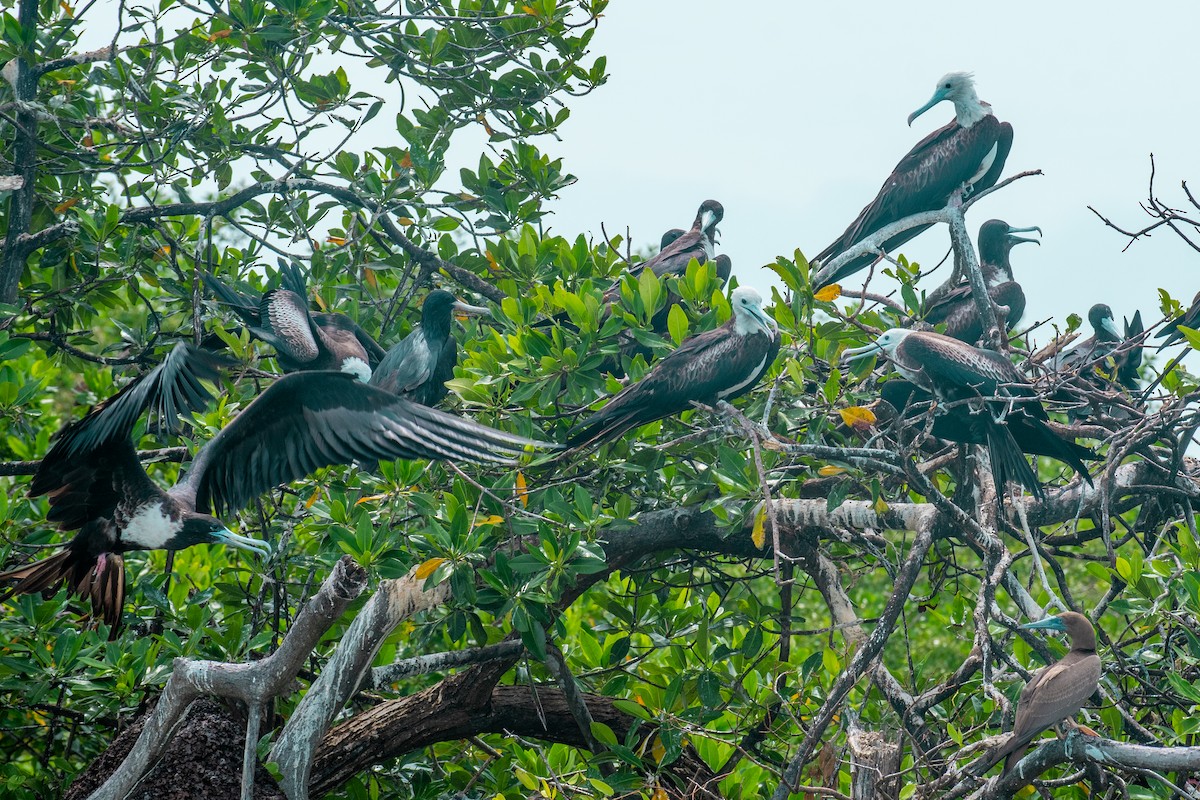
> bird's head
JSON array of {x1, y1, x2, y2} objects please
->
[
  {"x1": 660, "y1": 228, "x2": 686, "y2": 250},
  {"x1": 1088, "y1": 304, "x2": 1121, "y2": 341},
  {"x1": 730, "y1": 286, "x2": 775, "y2": 336},
  {"x1": 1020, "y1": 610, "x2": 1097, "y2": 650},
  {"x1": 714, "y1": 254, "x2": 733, "y2": 282},
  {"x1": 841, "y1": 328, "x2": 914, "y2": 366},
  {"x1": 340, "y1": 356, "x2": 372, "y2": 383},
  {"x1": 178, "y1": 514, "x2": 272, "y2": 559},
  {"x1": 908, "y1": 72, "x2": 982, "y2": 127},
  {"x1": 424, "y1": 289, "x2": 491, "y2": 326},
  {"x1": 978, "y1": 219, "x2": 1040, "y2": 275},
  {"x1": 695, "y1": 199, "x2": 724, "y2": 239}
]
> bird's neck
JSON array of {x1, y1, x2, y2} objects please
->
[{"x1": 954, "y1": 98, "x2": 991, "y2": 129}]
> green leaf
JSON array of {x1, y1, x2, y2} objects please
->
[{"x1": 666, "y1": 303, "x2": 688, "y2": 345}]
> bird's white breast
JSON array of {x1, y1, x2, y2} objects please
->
[
  {"x1": 969, "y1": 142, "x2": 999, "y2": 186},
  {"x1": 122, "y1": 504, "x2": 177, "y2": 549}
]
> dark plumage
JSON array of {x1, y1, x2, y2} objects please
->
[
  {"x1": 1052, "y1": 305, "x2": 1144, "y2": 419},
  {"x1": 813, "y1": 73, "x2": 1013, "y2": 289},
  {"x1": 923, "y1": 219, "x2": 1037, "y2": 343},
  {"x1": 1155, "y1": 291, "x2": 1200, "y2": 349},
  {"x1": 997, "y1": 612, "x2": 1102, "y2": 778},
  {"x1": 204, "y1": 263, "x2": 385, "y2": 378},
  {"x1": 844, "y1": 329, "x2": 1093, "y2": 499},
  {"x1": 370, "y1": 289, "x2": 490, "y2": 406},
  {"x1": 568, "y1": 287, "x2": 779, "y2": 449},
  {"x1": 0, "y1": 344, "x2": 551, "y2": 632}
]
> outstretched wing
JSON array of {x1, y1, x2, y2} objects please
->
[
  {"x1": 49, "y1": 343, "x2": 225, "y2": 460},
  {"x1": 179, "y1": 372, "x2": 554, "y2": 515}
]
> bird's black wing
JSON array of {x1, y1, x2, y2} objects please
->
[
  {"x1": 203, "y1": 271, "x2": 262, "y2": 327},
  {"x1": 48, "y1": 343, "x2": 224, "y2": 460},
  {"x1": 180, "y1": 372, "x2": 552, "y2": 515},
  {"x1": 260, "y1": 288, "x2": 320, "y2": 364}
]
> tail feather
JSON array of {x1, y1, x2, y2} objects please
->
[
  {"x1": 0, "y1": 549, "x2": 126, "y2": 638},
  {"x1": 1001, "y1": 741, "x2": 1029, "y2": 776},
  {"x1": 986, "y1": 424, "x2": 1043, "y2": 501}
]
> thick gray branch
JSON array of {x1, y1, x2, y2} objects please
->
[{"x1": 85, "y1": 556, "x2": 367, "y2": 800}]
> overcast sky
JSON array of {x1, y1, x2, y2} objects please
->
[{"x1": 528, "y1": 1, "x2": 1200, "y2": 341}]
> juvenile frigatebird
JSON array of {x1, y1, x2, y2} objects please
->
[
  {"x1": 880, "y1": 380, "x2": 1095, "y2": 470},
  {"x1": 370, "y1": 289, "x2": 490, "y2": 405},
  {"x1": 923, "y1": 219, "x2": 1038, "y2": 343},
  {"x1": 813, "y1": 73, "x2": 1013, "y2": 289},
  {"x1": 567, "y1": 287, "x2": 779, "y2": 449},
  {"x1": 0, "y1": 344, "x2": 549, "y2": 633},
  {"x1": 204, "y1": 263, "x2": 386, "y2": 380},
  {"x1": 843, "y1": 329, "x2": 1092, "y2": 498},
  {"x1": 996, "y1": 611, "x2": 1102, "y2": 778},
  {"x1": 1051, "y1": 305, "x2": 1144, "y2": 419}
]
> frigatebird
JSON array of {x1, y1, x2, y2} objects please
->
[
  {"x1": 0, "y1": 344, "x2": 548, "y2": 633},
  {"x1": 880, "y1": 380, "x2": 1095, "y2": 470},
  {"x1": 813, "y1": 73, "x2": 1013, "y2": 289},
  {"x1": 843, "y1": 329, "x2": 1092, "y2": 498},
  {"x1": 923, "y1": 219, "x2": 1038, "y2": 343},
  {"x1": 204, "y1": 263, "x2": 386, "y2": 380},
  {"x1": 567, "y1": 287, "x2": 779, "y2": 449},
  {"x1": 1051, "y1": 305, "x2": 1144, "y2": 419},
  {"x1": 996, "y1": 611, "x2": 1102, "y2": 779},
  {"x1": 1155, "y1": 290, "x2": 1200, "y2": 348},
  {"x1": 370, "y1": 289, "x2": 490, "y2": 406}
]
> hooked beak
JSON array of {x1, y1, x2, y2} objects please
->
[
  {"x1": 1020, "y1": 615, "x2": 1067, "y2": 633},
  {"x1": 213, "y1": 528, "x2": 272, "y2": 559},
  {"x1": 452, "y1": 300, "x2": 491, "y2": 320},
  {"x1": 1099, "y1": 315, "x2": 1122, "y2": 340},
  {"x1": 841, "y1": 341, "x2": 884, "y2": 365},
  {"x1": 907, "y1": 87, "x2": 949, "y2": 127},
  {"x1": 700, "y1": 209, "x2": 719, "y2": 233},
  {"x1": 1006, "y1": 225, "x2": 1042, "y2": 246},
  {"x1": 748, "y1": 303, "x2": 777, "y2": 333}
]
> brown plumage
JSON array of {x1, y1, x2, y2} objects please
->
[{"x1": 997, "y1": 611, "x2": 1102, "y2": 777}]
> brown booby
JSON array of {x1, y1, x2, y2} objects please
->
[
  {"x1": 843, "y1": 329, "x2": 1093, "y2": 498},
  {"x1": 567, "y1": 287, "x2": 779, "y2": 449},
  {"x1": 369, "y1": 289, "x2": 490, "y2": 405},
  {"x1": 997, "y1": 611, "x2": 1102, "y2": 777},
  {"x1": 204, "y1": 263, "x2": 385, "y2": 380},
  {"x1": 813, "y1": 73, "x2": 1013, "y2": 289},
  {"x1": 0, "y1": 343, "x2": 550, "y2": 633}
]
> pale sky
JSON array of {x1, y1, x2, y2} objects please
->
[{"x1": 534, "y1": 1, "x2": 1200, "y2": 343}]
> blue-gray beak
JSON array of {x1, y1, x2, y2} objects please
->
[
  {"x1": 1020, "y1": 615, "x2": 1067, "y2": 632},
  {"x1": 841, "y1": 342, "x2": 884, "y2": 365},
  {"x1": 452, "y1": 300, "x2": 491, "y2": 319},
  {"x1": 701, "y1": 209, "x2": 719, "y2": 233},
  {"x1": 907, "y1": 87, "x2": 949, "y2": 127},
  {"x1": 1099, "y1": 315, "x2": 1122, "y2": 340},
  {"x1": 1006, "y1": 225, "x2": 1042, "y2": 245},
  {"x1": 213, "y1": 528, "x2": 272, "y2": 559}
]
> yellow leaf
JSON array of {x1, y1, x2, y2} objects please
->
[
  {"x1": 472, "y1": 514, "x2": 505, "y2": 528},
  {"x1": 651, "y1": 736, "x2": 665, "y2": 764},
  {"x1": 312, "y1": 292, "x2": 327, "y2": 311},
  {"x1": 208, "y1": 28, "x2": 231, "y2": 41},
  {"x1": 325, "y1": 235, "x2": 347, "y2": 246},
  {"x1": 414, "y1": 557, "x2": 445, "y2": 580},
  {"x1": 355, "y1": 493, "x2": 388, "y2": 505},
  {"x1": 818, "y1": 465, "x2": 845, "y2": 477},
  {"x1": 751, "y1": 505, "x2": 767, "y2": 549},
  {"x1": 305, "y1": 488, "x2": 320, "y2": 508},
  {"x1": 484, "y1": 250, "x2": 500, "y2": 272},
  {"x1": 652, "y1": 789, "x2": 668, "y2": 800},
  {"x1": 872, "y1": 495, "x2": 890, "y2": 515},
  {"x1": 56, "y1": 79, "x2": 76, "y2": 87},
  {"x1": 839, "y1": 405, "x2": 877, "y2": 432},
  {"x1": 363, "y1": 267, "x2": 377, "y2": 290},
  {"x1": 521, "y1": 4, "x2": 537, "y2": 14},
  {"x1": 397, "y1": 216, "x2": 414, "y2": 226},
  {"x1": 58, "y1": 0, "x2": 73, "y2": 16},
  {"x1": 54, "y1": 197, "x2": 79, "y2": 214},
  {"x1": 515, "y1": 471, "x2": 528, "y2": 507},
  {"x1": 813, "y1": 283, "x2": 842, "y2": 302},
  {"x1": 399, "y1": 151, "x2": 413, "y2": 169}
]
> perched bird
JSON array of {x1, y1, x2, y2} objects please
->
[
  {"x1": 843, "y1": 329, "x2": 1092, "y2": 499},
  {"x1": 0, "y1": 344, "x2": 549, "y2": 632},
  {"x1": 1051, "y1": 305, "x2": 1145, "y2": 420},
  {"x1": 567, "y1": 287, "x2": 779, "y2": 449},
  {"x1": 1155, "y1": 290, "x2": 1200, "y2": 349},
  {"x1": 204, "y1": 263, "x2": 386, "y2": 380},
  {"x1": 813, "y1": 72, "x2": 1013, "y2": 289},
  {"x1": 923, "y1": 219, "x2": 1039, "y2": 343},
  {"x1": 369, "y1": 289, "x2": 490, "y2": 406},
  {"x1": 659, "y1": 228, "x2": 686, "y2": 250},
  {"x1": 996, "y1": 611, "x2": 1102, "y2": 778},
  {"x1": 624, "y1": 200, "x2": 723, "y2": 282},
  {"x1": 880, "y1": 380, "x2": 1096, "y2": 468}
]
